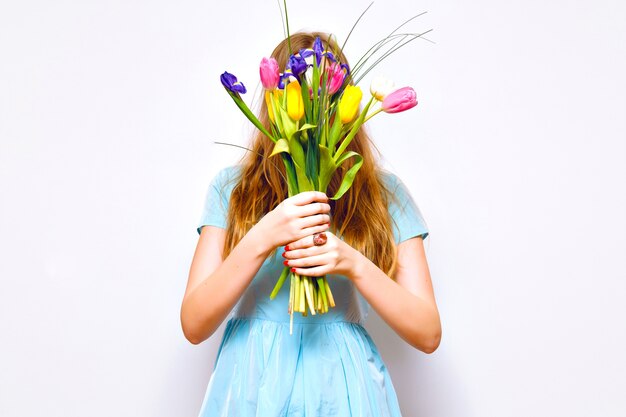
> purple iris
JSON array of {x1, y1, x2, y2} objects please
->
[
  {"x1": 324, "y1": 51, "x2": 336, "y2": 63},
  {"x1": 286, "y1": 54, "x2": 308, "y2": 79},
  {"x1": 300, "y1": 38, "x2": 335, "y2": 66},
  {"x1": 299, "y1": 48, "x2": 313, "y2": 60},
  {"x1": 278, "y1": 73, "x2": 287, "y2": 89},
  {"x1": 220, "y1": 71, "x2": 247, "y2": 94},
  {"x1": 312, "y1": 37, "x2": 324, "y2": 65},
  {"x1": 340, "y1": 62, "x2": 350, "y2": 76}
]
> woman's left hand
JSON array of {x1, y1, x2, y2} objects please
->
[{"x1": 282, "y1": 232, "x2": 360, "y2": 279}]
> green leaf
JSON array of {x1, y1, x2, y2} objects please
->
[
  {"x1": 270, "y1": 93, "x2": 285, "y2": 133},
  {"x1": 296, "y1": 168, "x2": 314, "y2": 192},
  {"x1": 288, "y1": 135, "x2": 306, "y2": 168},
  {"x1": 318, "y1": 145, "x2": 337, "y2": 192},
  {"x1": 312, "y1": 65, "x2": 320, "y2": 112},
  {"x1": 330, "y1": 151, "x2": 363, "y2": 200},
  {"x1": 279, "y1": 106, "x2": 297, "y2": 140},
  {"x1": 305, "y1": 135, "x2": 319, "y2": 189},
  {"x1": 327, "y1": 113, "x2": 343, "y2": 151},
  {"x1": 320, "y1": 120, "x2": 328, "y2": 148},
  {"x1": 297, "y1": 123, "x2": 317, "y2": 132},
  {"x1": 281, "y1": 154, "x2": 299, "y2": 196},
  {"x1": 286, "y1": 137, "x2": 312, "y2": 192},
  {"x1": 301, "y1": 77, "x2": 312, "y2": 121},
  {"x1": 270, "y1": 138, "x2": 290, "y2": 157}
]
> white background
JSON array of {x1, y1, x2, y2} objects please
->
[{"x1": 1, "y1": 0, "x2": 625, "y2": 416}]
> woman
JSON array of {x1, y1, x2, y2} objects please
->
[{"x1": 181, "y1": 31, "x2": 442, "y2": 416}]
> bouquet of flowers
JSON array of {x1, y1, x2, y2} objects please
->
[{"x1": 218, "y1": 2, "x2": 431, "y2": 331}]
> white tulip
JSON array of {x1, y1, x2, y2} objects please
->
[{"x1": 370, "y1": 76, "x2": 396, "y2": 101}]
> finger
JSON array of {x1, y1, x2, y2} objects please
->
[
  {"x1": 283, "y1": 234, "x2": 314, "y2": 251},
  {"x1": 284, "y1": 231, "x2": 327, "y2": 252},
  {"x1": 283, "y1": 244, "x2": 324, "y2": 260},
  {"x1": 297, "y1": 202, "x2": 331, "y2": 217},
  {"x1": 297, "y1": 223, "x2": 329, "y2": 240},
  {"x1": 312, "y1": 231, "x2": 328, "y2": 246},
  {"x1": 290, "y1": 265, "x2": 330, "y2": 277},
  {"x1": 288, "y1": 191, "x2": 329, "y2": 206},
  {"x1": 299, "y1": 214, "x2": 331, "y2": 229},
  {"x1": 285, "y1": 253, "x2": 330, "y2": 269}
]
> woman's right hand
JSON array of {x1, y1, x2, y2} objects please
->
[{"x1": 252, "y1": 191, "x2": 331, "y2": 252}]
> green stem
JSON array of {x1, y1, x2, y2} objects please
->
[
  {"x1": 270, "y1": 266, "x2": 290, "y2": 299},
  {"x1": 226, "y1": 91, "x2": 276, "y2": 142},
  {"x1": 293, "y1": 274, "x2": 300, "y2": 313},
  {"x1": 289, "y1": 273, "x2": 295, "y2": 314},
  {"x1": 333, "y1": 96, "x2": 375, "y2": 161},
  {"x1": 363, "y1": 106, "x2": 384, "y2": 124},
  {"x1": 281, "y1": 154, "x2": 298, "y2": 197},
  {"x1": 317, "y1": 277, "x2": 328, "y2": 312},
  {"x1": 303, "y1": 277, "x2": 316, "y2": 315},
  {"x1": 299, "y1": 275, "x2": 305, "y2": 312},
  {"x1": 324, "y1": 277, "x2": 336, "y2": 307},
  {"x1": 283, "y1": 0, "x2": 292, "y2": 55}
]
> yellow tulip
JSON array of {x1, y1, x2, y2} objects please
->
[
  {"x1": 265, "y1": 90, "x2": 284, "y2": 124},
  {"x1": 286, "y1": 80, "x2": 304, "y2": 121},
  {"x1": 338, "y1": 85, "x2": 362, "y2": 124}
]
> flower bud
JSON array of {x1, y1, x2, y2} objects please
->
[
  {"x1": 381, "y1": 86, "x2": 418, "y2": 114},
  {"x1": 286, "y1": 80, "x2": 304, "y2": 121},
  {"x1": 370, "y1": 76, "x2": 395, "y2": 101},
  {"x1": 338, "y1": 85, "x2": 363, "y2": 124},
  {"x1": 260, "y1": 57, "x2": 280, "y2": 90}
]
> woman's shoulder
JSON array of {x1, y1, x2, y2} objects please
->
[
  {"x1": 214, "y1": 164, "x2": 243, "y2": 180},
  {"x1": 209, "y1": 164, "x2": 243, "y2": 189},
  {"x1": 377, "y1": 168, "x2": 409, "y2": 197},
  {"x1": 376, "y1": 168, "x2": 430, "y2": 241},
  {"x1": 196, "y1": 164, "x2": 243, "y2": 234}
]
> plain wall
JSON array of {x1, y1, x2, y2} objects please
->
[{"x1": 1, "y1": 0, "x2": 625, "y2": 416}]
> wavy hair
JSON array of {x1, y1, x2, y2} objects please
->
[{"x1": 223, "y1": 31, "x2": 399, "y2": 277}]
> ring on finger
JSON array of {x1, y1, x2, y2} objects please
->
[{"x1": 313, "y1": 232, "x2": 327, "y2": 246}]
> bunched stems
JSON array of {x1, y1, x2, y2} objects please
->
[{"x1": 271, "y1": 267, "x2": 336, "y2": 334}]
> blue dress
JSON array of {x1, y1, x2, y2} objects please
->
[{"x1": 195, "y1": 165, "x2": 429, "y2": 417}]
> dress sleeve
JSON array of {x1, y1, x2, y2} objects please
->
[
  {"x1": 386, "y1": 173, "x2": 430, "y2": 244},
  {"x1": 196, "y1": 167, "x2": 234, "y2": 234}
]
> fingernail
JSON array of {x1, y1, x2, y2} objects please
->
[
  {"x1": 284, "y1": 245, "x2": 290, "y2": 251},
  {"x1": 282, "y1": 252, "x2": 287, "y2": 258},
  {"x1": 291, "y1": 267, "x2": 296, "y2": 273},
  {"x1": 283, "y1": 260, "x2": 289, "y2": 266}
]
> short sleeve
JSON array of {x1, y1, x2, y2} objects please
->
[
  {"x1": 383, "y1": 172, "x2": 430, "y2": 244},
  {"x1": 196, "y1": 166, "x2": 239, "y2": 235}
]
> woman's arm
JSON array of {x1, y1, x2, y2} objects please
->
[
  {"x1": 181, "y1": 225, "x2": 272, "y2": 345},
  {"x1": 181, "y1": 191, "x2": 331, "y2": 345},
  {"x1": 351, "y1": 236, "x2": 441, "y2": 353},
  {"x1": 284, "y1": 233, "x2": 441, "y2": 353}
]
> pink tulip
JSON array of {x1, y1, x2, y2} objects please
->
[
  {"x1": 326, "y1": 63, "x2": 346, "y2": 95},
  {"x1": 381, "y1": 86, "x2": 418, "y2": 113},
  {"x1": 259, "y1": 57, "x2": 280, "y2": 90}
]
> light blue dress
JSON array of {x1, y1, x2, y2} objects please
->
[{"x1": 195, "y1": 165, "x2": 429, "y2": 417}]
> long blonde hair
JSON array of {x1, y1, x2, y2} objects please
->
[{"x1": 223, "y1": 31, "x2": 399, "y2": 277}]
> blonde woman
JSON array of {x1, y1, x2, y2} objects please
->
[{"x1": 181, "y1": 32, "x2": 442, "y2": 416}]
